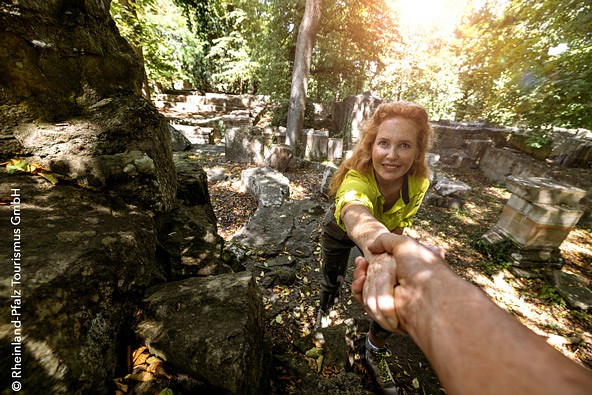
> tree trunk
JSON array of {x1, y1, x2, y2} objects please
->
[{"x1": 285, "y1": 0, "x2": 323, "y2": 151}]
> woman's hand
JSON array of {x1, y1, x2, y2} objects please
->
[
  {"x1": 353, "y1": 233, "x2": 446, "y2": 333},
  {"x1": 360, "y1": 249, "x2": 400, "y2": 331}
]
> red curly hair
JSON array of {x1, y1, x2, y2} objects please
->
[{"x1": 329, "y1": 101, "x2": 434, "y2": 197}]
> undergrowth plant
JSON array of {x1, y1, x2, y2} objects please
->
[{"x1": 470, "y1": 236, "x2": 515, "y2": 276}]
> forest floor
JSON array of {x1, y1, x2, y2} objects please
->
[{"x1": 194, "y1": 143, "x2": 592, "y2": 395}]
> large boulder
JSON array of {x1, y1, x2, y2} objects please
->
[
  {"x1": 0, "y1": 1, "x2": 226, "y2": 392},
  {"x1": 5, "y1": 96, "x2": 177, "y2": 211},
  {"x1": 154, "y1": 153, "x2": 224, "y2": 278},
  {"x1": 0, "y1": 172, "x2": 161, "y2": 393},
  {"x1": 135, "y1": 272, "x2": 270, "y2": 394},
  {"x1": 0, "y1": 1, "x2": 177, "y2": 213},
  {"x1": 0, "y1": 0, "x2": 144, "y2": 127}
]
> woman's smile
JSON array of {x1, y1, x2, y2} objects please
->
[{"x1": 372, "y1": 117, "x2": 420, "y2": 190}]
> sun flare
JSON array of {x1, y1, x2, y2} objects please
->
[{"x1": 388, "y1": 0, "x2": 472, "y2": 38}]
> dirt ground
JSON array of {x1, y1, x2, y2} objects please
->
[{"x1": 196, "y1": 144, "x2": 592, "y2": 394}]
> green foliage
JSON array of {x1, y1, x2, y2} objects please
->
[
  {"x1": 370, "y1": 4, "x2": 465, "y2": 119},
  {"x1": 110, "y1": 0, "x2": 205, "y2": 91},
  {"x1": 111, "y1": 0, "x2": 592, "y2": 132},
  {"x1": 174, "y1": 0, "x2": 267, "y2": 93},
  {"x1": 470, "y1": 237, "x2": 514, "y2": 275},
  {"x1": 471, "y1": 237, "x2": 514, "y2": 264},
  {"x1": 540, "y1": 284, "x2": 566, "y2": 307},
  {"x1": 254, "y1": 0, "x2": 300, "y2": 100},
  {"x1": 525, "y1": 128, "x2": 552, "y2": 150},
  {"x1": 311, "y1": 0, "x2": 402, "y2": 103},
  {"x1": 270, "y1": 99, "x2": 316, "y2": 128},
  {"x1": 455, "y1": 0, "x2": 592, "y2": 129}
]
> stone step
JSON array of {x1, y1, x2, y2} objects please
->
[
  {"x1": 155, "y1": 101, "x2": 249, "y2": 114},
  {"x1": 169, "y1": 114, "x2": 254, "y2": 128},
  {"x1": 154, "y1": 93, "x2": 267, "y2": 110},
  {"x1": 171, "y1": 124, "x2": 212, "y2": 145}
]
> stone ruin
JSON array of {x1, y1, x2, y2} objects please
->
[
  {"x1": 483, "y1": 176, "x2": 587, "y2": 268},
  {"x1": 158, "y1": 77, "x2": 592, "y2": 309},
  {"x1": 163, "y1": 90, "x2": 590, "y2": 226},
  {"x1": 161, "y1": 90, "x2": 386, "y2": 171},
  {"x1": 332, "y1": 91, "x2": 384, "y2": 149},
  {"x1": 430, "y1": 123, "x2": 591, "y2": 309},
  {"x1": 479, "y1": 175, "x2": 592, "y2": 310}
]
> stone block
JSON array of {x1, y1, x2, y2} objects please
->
[
  {"x1": 333, "y1": 92, "x2": 384, "y2": 149},
  {"x1": 303, "y1": 129, "x2": 329, "y2": 161},
  {"x1": 320, "y1": 164, "x2": 337, "y2": 196},
  {"x1": 510, "y1": 246, "x2": 563, "y2": 268},
  {"x1": 265, "y1": 144, "x2": 293, "y2": 172},
  {"x1": 135, "y1": 273, "x2": 270, "y2": 394},
  {"x1": 547, "y1": 270, "x2": 592, "y2": 310},
  {"x1": 479, "y1": 147, "x2": 552, "y2": 184},
  {"x1": 506, "y1": 195, "x2": 584, "y2": 228},
  {"x1": 495, "y1": 205, "x2": 573, "y2": 247},
  {"x1": 506, "y1": 176, "x2": 587, "y2": 207},
  {"x1": 241, "y1": 166, "x2": 290, "y2": 207},
  {"x1": 225, "y1": 126, "x2": 265, "y2": 164},
  {"x1": 173, "y1": 123, "x2": 208, "y2": 145},
  {"x1": 328, "y1": 138, "x2": 343, "y2": 161},
  {"x1": 433, "y1": 172, "x2": 472, "y2": 198}
]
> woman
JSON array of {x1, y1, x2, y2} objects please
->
[{"x1": 318, "y1": 101, "x2": 434, "y2": 394}]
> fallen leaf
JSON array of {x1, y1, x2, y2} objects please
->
[
  {"x1": 125, "y1": 370, "x2": 155, "y2": 382},
  {"x1": 316, "y1": 354, "x2": 324, "y2": 373},
  {"x1": 305, "y1": 347, "x2": 323, "y2": 358},
  {"x1": 6, "y1": 160, "x2": 29, "y2": 174},
  {"x1": 146, "y1": 355, "x2": 162, "y2": 365},
  {"x1": 39, "y1": 171, "x2": 59, "y2": 184},
  {"x1": 132, "y1": 347, "x2": 149, "y2": 365}
]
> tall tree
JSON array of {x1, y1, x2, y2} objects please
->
[
  {"x1": 455, "y1": 0, "x2": 592, "y2": 129},
  {"x1": 285, "y1": 0, "x2": 322, "y2": 150},
  {"x1": 312, "y1": 0, "x2": 400, "y2": 102}
]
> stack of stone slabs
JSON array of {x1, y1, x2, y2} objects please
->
[{"x1": 484, "y1": 176, "x2": 586, "y2": 267}]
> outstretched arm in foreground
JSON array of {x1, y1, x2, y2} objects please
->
[{"x1": 352, "y1": 234, "x2": 592, "y2": 395}]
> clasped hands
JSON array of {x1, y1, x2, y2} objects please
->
[{"x1": 352, "y1": 233, "x2": 445, "y2": 333}]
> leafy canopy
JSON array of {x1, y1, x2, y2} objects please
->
[{"x1": 110, "y1": 0, "x2": 592, "y2": 130}]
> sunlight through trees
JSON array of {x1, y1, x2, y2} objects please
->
[{"x1": 110, "y1": 0, "x2": 592, "y2": 130}]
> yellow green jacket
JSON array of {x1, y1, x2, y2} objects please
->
[{"x1": 334, "y1": 170, "x2": 429, "y2": 232}]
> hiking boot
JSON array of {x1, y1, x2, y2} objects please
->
[
  {"x1": 319, "y1": 289, "x2": 339, "y2": 311},
  {"x1": 315, "y1": 275, "x2": 345, "y2": 329},
  {"x1": 314, "y1": 291, "x2": 338, "y2": 329},
  {"x1": 360, "y1": 342, "x2": 399, "y2": 395}
]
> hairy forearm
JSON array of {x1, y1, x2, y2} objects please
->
[{"x1": 400, "y1": 263, "x2": 592, "y2": 395}]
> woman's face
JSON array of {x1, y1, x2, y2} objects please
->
[{"x1": 371, "y1": 117, "x2": 420, "y2": 187}]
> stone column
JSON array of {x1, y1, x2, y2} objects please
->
[
  {"x1": 483, "y1": 176, "x2": 586, "y2": 267},
  {"x1": 302, "y1": 129, "x2": 329, "y2": 161},
  {"x1": 328, "y1": 138, "x2": 343, "y2": 162}
]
